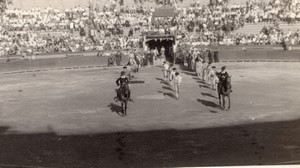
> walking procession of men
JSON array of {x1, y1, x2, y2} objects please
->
[{"x1": 162, "y1": 61, "x2": 182, "y2": 100}]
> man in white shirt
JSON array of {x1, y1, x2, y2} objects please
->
[
  {"x1": 208, "y1": 66, "x2": 219, "y2": 90},
  {"x1": 173, "y1": 72, "x2": 182, "y2": 99},
  {"x1": 169, "y1": 67, "x2": 177, "y2": 90},
  {"x1": 162, "y1": 61, "x2": 169, "y2": 81}
]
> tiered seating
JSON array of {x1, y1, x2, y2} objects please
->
[
  {"x1": 126, "y1": 0, "x2": 139, "y2": 7},
  {"x1": 228, "y1": 0, "x2": 270, "y2": 5},
  {"x1": 7, "y1": 0, "x2": 281, "y2": 10},
  {"x1": 279, "y1": 22, "x2": 300, "y2": 32},
  {"x1": 231, "y1": 23, "x2": 272, "y2": 35},
  {"x1": 141, "y1": 1, "x2": 157, "y2": 8},
  {"x1": 9, "y1": 0, "x2": 89, "y2": 9},
  {"x1": 122, "y1": 27, "x2": 142, "y2": 37},
  {"x1": 176, "y1": 0, "x2": 209, "y2": 7},
  {"x1": 231, "y1": 22, "x2": 300, "y2": 35}
]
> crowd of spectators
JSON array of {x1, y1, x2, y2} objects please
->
[
  {"x1": 181, "y1": 25, "x2": 300, "y2": 46},
  {"x1": 1, "y1": 0, "x2": 300, "y2": 57},
  {"x1": 176, "y1": 0, "x2": 300, "y2": 46},
  {"x1": 0, "y1": 4, "x2": 147, "y2": 56},
  {"x1": 177, "y1": 0, "x2": 300, "y2": 34}
]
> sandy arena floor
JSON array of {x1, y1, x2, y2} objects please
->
[{"x1": 0, "y1": 62, "x2": 299, "y2": 167}]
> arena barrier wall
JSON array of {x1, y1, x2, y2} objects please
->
[
  {"x1": 0, "y1": 46, "x2": 299, "y2": 74},
  {"x1": 215, "y1": 46, "x2": 300, "y2": 62}
]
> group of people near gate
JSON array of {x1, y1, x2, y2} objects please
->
[
  {"x1": 189, "y1": 48, "x2": 230, "y2": 92},
  {"x1": 162, "y1": 61, "x2": 182, "y2": 99},
  {"x1": 161, "y1": 60, "x2": 230, "y2": 100},
  {"x1": 196, "y1": 63, "x2": 231, "y2": 95},
  {"x1": 107, "y1": 46, "x2": 168, "y2": 68},
  {"x1": 114, "y1": 55, "x2": 230, "y2": 103}
]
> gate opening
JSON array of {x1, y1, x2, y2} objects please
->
[{"x1": 146, "y1": 39, "x2": 175, "y2": 63}]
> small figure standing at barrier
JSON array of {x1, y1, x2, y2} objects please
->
[
  {"x1": 115, "y1": 51, "x2": 122, "y2": 66},
  {"x1": 107, "y1": 55, "x2": 115, "y2": 67}
]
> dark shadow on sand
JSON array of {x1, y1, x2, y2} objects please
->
[
  {"x1": 201, "y1": 93, "x2": 218, "y2": 99},
  {"x1": 107, "y1": 103, "x2": 125, "y2": 116},
  {"x1": 182, "y1": 71, "x2": 196, "y2": 77},
  {"x1": 192, "y1": 77, "x2": 202, "y2": 81},
  {"x1": 197, "y1": 80, "x2": 206, "y2": 84},
  {"x1": 0, "y1": 120, "x2": 299, "y2": 167},
  {"x1": 199, "y1": 84, "x2": 211, "y2": 89},
  {"x1": 155, "y1": 78, "x2": 164, "y2": 81},
  {"x1": 164, "y1": 92, "x2": 177, "y2": 99},
  {"x1": 178, "y1": 64, "x2": 193, "y2": 72},
  {"x1": 156, "y1": 78, "x2": 169, "y2": 85},
  {"x1": 163, "y1": 86, "x2": 173, "y2": 92},
  {"x1": 210, "y1": 110, "x2": 219, "y2": 113},
  {"x1": 130, "y1": 80, "x2": 145, "y2": 84},
  {"x1": 197, "y1": 99, "x2": 220, "y2": 109}
]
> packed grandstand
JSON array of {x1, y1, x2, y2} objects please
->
[{"x1": 0, "y1": 0, "x2": 299, "y2": 57}]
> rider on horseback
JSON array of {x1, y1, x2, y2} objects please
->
[
  {"x1": 116, "y1": 71, "x2": 129, "y2": 88},
  {"x1": 116, "y1": 71, "x2": 131, "y2": 100},
  {"x1": 217, "y1": 66, "x2": 232, "y2": 110},
  {"x1": 217, "y1": 66, "x2": 230, "y2": 92}
]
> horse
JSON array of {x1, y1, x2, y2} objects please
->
[
  {"x1": 115, "y1": 83, "x2": 131, "y2": 115},
  {"x1": 128, "y1": 57, "x2": 139, "y2": 74},
  {"x1": 218, "y1": 76, "x2": 232, "y2": 111}
]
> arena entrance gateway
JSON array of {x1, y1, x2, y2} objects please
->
[
  {"x1": 144, "y1": 6, "x2": 177, "y2": 63},
  {"x1": 145, "y1": 35, "x2": 176, "y2": 63}
]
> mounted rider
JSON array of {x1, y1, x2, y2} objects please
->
[
  {"x1": 218, "y1": 66, "x2": 229, "y2": 82},
  {"x1": 217, "y1": 66, "x2": 231, "y2": 92},
  {"x1": 116, "y1": 71, "x2": 131, "y2": 100},
  {"x1": 116, "y1": 71, "x2": 129, "y2": 88}
]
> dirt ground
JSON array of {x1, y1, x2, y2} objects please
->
[{"x1": 0, "y1": 62, "x2": 299, "y2": 167}]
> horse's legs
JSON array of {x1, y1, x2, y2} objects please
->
[
  {"x1": 222, "y1": 96, "x2": 225, "y2": 110},
  {"x1": 218, "y1": 93, "x2": 221, "y2": 107},
  {"x1": 121, "y1": 102, "x2": 124, "y2": 114},
  {"x1": 124, "y1": 101, "x2": 127, "y2": 115},
  {"x1": 227, "y1": 95, "x2": 231, "y2": 110}
]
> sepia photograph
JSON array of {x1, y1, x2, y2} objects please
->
[{"x1": 0, "y1": 0, "x2": 300, "y2": 167}]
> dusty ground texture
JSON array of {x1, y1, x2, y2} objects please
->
[{"x1": 0, "y1": 62, "x2": 299, "y2": 167}]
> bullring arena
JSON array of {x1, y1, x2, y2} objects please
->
[
  {"x1": 0, "y1": 49, "x2": 299, "y2": 167},
  {"x1": 1, "y1": 0, "x2": 300, "y2": 167}
]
